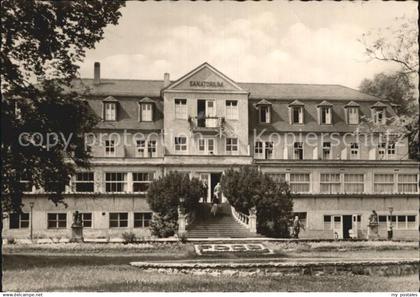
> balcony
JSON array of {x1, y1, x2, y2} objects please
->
[{"x1": 188, "y1": 116, "x2": 225, "y2": 134}]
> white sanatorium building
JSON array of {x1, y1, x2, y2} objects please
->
[{"x1": 3, "y1": 62, "x2": 419, "y2": 240}]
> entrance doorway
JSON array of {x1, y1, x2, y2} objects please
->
[
  {"x1": 199, "y1": 172, "x2": 223, "y2": 203},
  {"x1": 211, "y1": 173, "x2": 222, "y2": 202},
  {"x1": 342, "y1": 215, "x2": 353, "y2": 239}
]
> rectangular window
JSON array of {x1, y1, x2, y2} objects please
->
[
  {"x1": 109, "y1": 212, "x2": 128, "y2": 228},
  {"x1": 104, "y1": 102, "x2": 116, "y2": 121},
  {"x1": 140, "y1": 103, "x2": 152, "y2": 122},
  {"x1": 81, "y1": 213, "x2": 92, "y2": 228},
  {"x1": 373, "y1": 108, "x2": 385, "y2": 124},
  {"x1": 379, "y1": 215, "x2": 416, "y2": 230},
  {"x1": 291, "y1": 107, "x2": 303, "y2": 124},
  {"x1": 322, "y1": 142, "x2": 331, "y2": 160},
  {"x1": 265, "y1": 142, "x2": 273, "y2": 159},
  {"x1": 226, "y1": 138, "x2": 238, "y2": 154},
  {"x1": 344, "y1": 174, "x2": 364, "y2": 193},
  {"x1": 294, "y1": 142, "x2": 303, "y2": 160},
  {"x1": 133, "y1": 172, "x2": 154, "y2": 193},
  {"x1": 374, "y1": 174, "x2": 394, "y2": 193},
  {"x1": 105, "y1": 172, "x2": 127, "y2": 193},
  {"x1": 226, "y1": 100, "x2": 239, "y2": 120},
  {"x1": 136, "y1": 140, "x2": 146, "y2": 157},
  {"x1": 323, "y1": 215, "x2": 332, "y2": 230},
  {"x1": 407, "y1": 215, "x2": 416, "y2": 229},
  {"x1": 320, "y1": 173, "x2": 341, "y2": 193},
  {"x1": 397, "y1": 174, "x2": 418, "y2": 193},
  {"x1": 198, "y1": 138, "x2": 215, "y2": 154},
  {"x1": 74, "y1": 172, "x2": 94, "y2": 192},
  {"x1": 348, "y1": 107, "x2": 359, "y2": 124},
  {"x1": 378, "y1": 143, "x2": 386, "y2": 157},
  {"x1": 254, "y1": 141, "x2": 263, "y2": 156},
  {"x1": 387, "y1": 143, "x2": 395, "y2": 156},
  {"x1": 175, "y1": 137, "x2": 187, "y2": 151},
  {"x1": 105, "y1": 139, "x2": 116, "y2": 157},
  {"x1": 148, "y1": 140, "x2": 157, "y2": 157},
  {"x1": 290, "y1": 173, "x2": 310, "y2": 193},
  {"x1": 259, "y1": 106, "x2": 271, "y2": 123},
  {"x1": 9, "y1": 213, "x2": 29, "y2": 229},
  {"x1": 320, "y1": 107, "x2": 332, "y2": 124},
  {"x1": 134, "y1": 212, "x2": 153, "y2": 228},
  {"x1": 47, "y1": 213, "x2": 67, "y2": 229},
  {"x1": 267, "y1": 173, "x2": 286, "y2": 184},
  {"x1": 350, "y1": 143, "x2": 359, "y2": 159},
  {"x1": 175, "y1": 99, "x2": 187, "y2": 119}
]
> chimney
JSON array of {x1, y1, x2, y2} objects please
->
[
  {"x1": 94, "y1": 62, "x2": 101, "y2": 84},
  {"x1": 163, "y1": 73, "x2": 170, "y2": 88}
]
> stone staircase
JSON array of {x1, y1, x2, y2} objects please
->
[{"x1": 187, "y1": 203, "x2": 263, "y2": 238}]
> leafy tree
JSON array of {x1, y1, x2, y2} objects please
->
[
  {"x1": 147, "y1": 171, "x2": 205, "y2": 238},
  {"x1": 1, "y1": 1, "x2": 125, "y2": 212},
  {"x1": 221, "y1": 166, "x2": 293, "y2": 238},
  {"x1": 359, "y1": 72, "x2": 416, "y2": 116}
]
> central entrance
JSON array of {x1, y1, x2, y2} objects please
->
[{"x1": 199, "y1": 172, "x2": 223, "y2": 203}]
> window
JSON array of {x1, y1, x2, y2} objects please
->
[
  {"x1": 347, "y1": 107, "x2": 359, "y2": 124},
  {"x1": 320, "y1": 107, "x2": 332, "y2": 124},
  {"x1": 226, "y1": 138, "x2": 238, "y2": 154},
  {"x1": 374, "y1": 174, "x2": 394, "y2": 193},
  {"x1": 350, "y1": 143, "x2": 359, "y2": 159},
  {"x1": 175, "y1": 137, "x2": 187, "y2": 151},
  {"x1": 198, "y1": 138, "x2": 215, "y2": 154},
  {"x1": 148, "y1": 140, "x2": 157, "y2": 157},
  {"x1": 105, "y1": 139, "x2": 116, "y2": 157},
  {"x1": 139, "y1": 103, "x2": 152, "y2": 122},
  {"x1": 290, "y1": 173, "x2": 310, "y2": 193},
  {"x1": 387, "y1": 143, "x2": 395, "y2": 156},
  {"x1": 267, "y1": 173, "x2": 286, "y2": 184},
  {"x1": 105, "y1": 172, "x2": 127, "y2": 193},
  {"x1": 294, "y1": 142, "x2": 303, "y2": 160},
  {"x1": 81, "y1": 213, "x2": 92, "y2": 228},
  {"x1": 397, "y1": 174, "x2": 418, "y2": 193},
  {"x1": 134, "y1": 212, "x2": 152, "y2": 228},
  {"x1": 109, "y1": 212, "x2": 128, "y2": 228},
  {"x1": 175, "y1": 99, "x2": 187, "y2": 119},
  {"x1": 291, "y1": 107, "x2": 303, "y2": 124},
  {"x1": 136, "y1": 140, "x2": 146, "y2": 157},
  {"x1": 74, "y1": 172, "x2": 94, "y2": 192},
  {"x1": 254, "y1": 141, "x2": 263, "y2": 157},
  {"x1": 378, "y1": 143, "x2": 386, "y2": 157},
  {"x1": 9, "y1": 213, "x2": 29, "y2": 229},
  {"x1": 265, "y1": 142, "x2": 273, "y2": 159},
  {"x1": 373, "y1": 108, "x2": 385, "y2": 124},
  {"x1": 133, "y1": 172, "x2": 153, "y2": 193},
  {"x1": 379, "y1": 214, "x2": 416, "y2": 230},
  {"x1": 48, "y1": 213, "x2": 67, "y2": 229},
  {"x1": 259, "y1": 106, "x2": 271, "y2": 123},
  {"x1": 322, "y1": 142, "x2": 331, "y2": 160},
  {"x1": 44, "y1": 181, "x2": 65, "y2": 193},
  {"x1": 344, "y1": 174, "x2": 364, "y2": 193},
  {"x1": 323, "y1": 215, "x2": 332, "y2": 230},
  {"x1": 226, "y1": 100, "x2": 238, "y2": 120},
  {"x1": 104, "y1": 102, "x2": 116, "y2": 121},
  {"x1": 320, "y1": 173, "x2": 341, "y2": 193}
]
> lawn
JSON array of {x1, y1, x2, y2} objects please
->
[{"x1": 2, "y1": 254, "x2": 418, "y2": 292}]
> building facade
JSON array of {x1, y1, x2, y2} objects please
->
[{"x1": 3, "y1": 62, "x2": 419, "y2": 241}]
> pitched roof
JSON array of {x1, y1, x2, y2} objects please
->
[
  {"x1": 102, "y1": 96, "x2": 118, "y2": 102},
  {"x1": 371, "y1": 101, "x2": 388, "y2": 108},
  {"x1": 72, "y1": 78, "x2": 384, "y2": 102},
  {"x1": 255, "y1": 99, "x2": 272, "y2": 106},
  {"x1": 345, "y1": 100, "x2": 360, "y2": 107},
  {"x1": 288, "y1": 100, "x2": 305, "y2": 106},
  {"x1": 139, "y1": 97, "x2": 155, "y2": 103},
  {"x1": 317, "y1": 100, "x2": 333, "y2": 107}
]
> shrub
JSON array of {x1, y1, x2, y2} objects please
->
[
  {"x1": 221, "y1": 166, "x2": 293, "y2": 238},
  {"x1": 122, "y1": 232, "x2": 136, "y2": 244},
  {"x1": 147, "y1": 171, "x2": 206, "y2": 238},
  {"x1": 178, "y1": 232, "x2": 188, "y2": 243}
]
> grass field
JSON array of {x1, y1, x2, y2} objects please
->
[
  {"x1": 2, "y1": 254, "x2": 418, "y2": 292},
  {"x1": 2, "y1": 241, "x2": 418, "y2": 292}
]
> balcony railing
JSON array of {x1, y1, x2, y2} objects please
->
[{"x1": 188, "y1": 116, "x2": 225, "y2": 134}]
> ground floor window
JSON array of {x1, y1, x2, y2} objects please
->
[
  {"x1": 81, "y1": 213, "x2": 92, "y2": 228},
  {"x1": 9, "y1": 212, "x2": 29, "y2": 229},
  {"x1": 47, "y1": 213, "x2": 67, "y2": 229},
  {"x1": 134, "y1": 212, "x2": 152, "y2": 228},
  {"x1": 323, "y1": 215, "x2": 332, "y2": 230},
  {"x1": 379, "y1": 214, "x2": 417, "y2": 230},
  {"x1": 109, "y1": 212, "x2": 128, "y2": 228}
]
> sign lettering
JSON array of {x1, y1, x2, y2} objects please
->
[{"x1": 189, "y1": 81, "x2": 224, "y2": 88}]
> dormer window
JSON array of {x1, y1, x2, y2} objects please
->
[
  {"x1": 138, "y1": 97, "x2": 154, "y2": 122},
  {"x1": 317, "y1": 101, "x2": 333, "y2": 124},
  {"x1": 289, "y1": 100, "x2": 304, "y2": 124},
  {"x1": 102, "y1": 96, "x2": 118, "y2": 121},
  {"x1": 256, "y1": 99, "x2": 271, "y2": 124},
  {"x1": 371, "y1": 101, "x2": 387, "y2": 125},
  {"x1": 344, "y1": 101, "x2": 360, "y2": 125}
]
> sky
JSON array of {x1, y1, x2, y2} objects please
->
[{"x1": 78, "y1": 1, "x2": 417, "y2": 89}]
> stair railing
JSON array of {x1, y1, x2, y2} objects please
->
[{"x1": 231, "y1": 206, "x2": 257, "y2": 234}]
